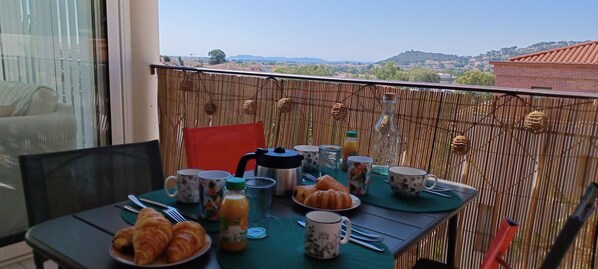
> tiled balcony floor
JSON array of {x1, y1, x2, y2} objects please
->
[{"x1": 0, "y1": 242, "x2": 57, "y2": 269}]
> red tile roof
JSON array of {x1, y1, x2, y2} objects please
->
[{"x1": 508, "y1": 41, "x2": 598, "y2": 64}]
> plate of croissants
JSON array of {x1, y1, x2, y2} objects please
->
[
  {"x1": 292, "y1": 175, "x2": 360, "y2": 211},
  {"x1": 110, "y1": 207, "x2": 211, "y2": 267}
]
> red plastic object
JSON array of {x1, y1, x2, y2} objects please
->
[
  {"x1": 480, "y1": 217, "x2": 519, "y2": 269},
  {"x1": 183, "y1": 122, "x2": 266, "y2": 174}
]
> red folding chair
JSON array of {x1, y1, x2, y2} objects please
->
[
  {"x1": 413, "y1": 217, "x2": 518, "y2": 269},
  {"x1": 480, "y1": 217, "x2": 519, "y2": 269},
  {"x1": 183, "y1": 122, "x2": 266, "y2": 174}
]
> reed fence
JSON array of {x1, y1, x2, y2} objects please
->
[{"x1": 154, "y1": 65, "x2": 598, "y2": 268}]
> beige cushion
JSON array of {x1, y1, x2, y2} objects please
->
[
  {"x1": 0, "y1": 81, "x2": 58, "y2": 116},
  {"x1": 25, "y1": 88, "x2": 58, "y2": 115},
  {"x1": 0, "y1": 105, "x2": 14, "y2": 117}
]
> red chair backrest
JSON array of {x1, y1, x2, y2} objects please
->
[
  {"x1": 183, "y1": 122, "x2": 266, "y2": 174},
  {"x1": 480, "y1": 217, "x2": 519, "y2": 269}
]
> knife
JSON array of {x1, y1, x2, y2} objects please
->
[
  {"x1": 422, "y1": 189, "x2": 452, "y2": 198},
  {"x1": 342, "y1": 223, "x2": 382, "y2": 239},
  {"x1": 138, "y1": 198, "x2": 199, "y2": 220},
  {"x1": 297, "y1": 221, "x2": 384, "y2": 252}
]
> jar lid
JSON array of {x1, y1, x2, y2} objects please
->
[
  {"x1": 226, "y1": 177, "x2": 245, "y2": 190},
  {"x1": 383, "y1": 92, "x2": 396, "y2": 101},
  {"x1": 346, "y1": 130, "x2": 357, "y2": 138},
  {"x1": 258, "y1": 146, "x2": 303, "y2": 169}
]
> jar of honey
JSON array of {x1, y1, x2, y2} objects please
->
[{"x1": 219, "y1": 177, "x2": 249, "y2": 252}]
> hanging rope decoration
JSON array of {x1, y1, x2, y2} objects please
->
[
  {"x1": 331, "y1": 102, "x2": 348, "y2": 121},
  {"x1": 277, "y1": 97, "x2": 293, "y2": 113},
  {"x1": 524, "y1": 110, "x2": 549, "y2": 134},
  {"x1": 204, "y1": 100, "x2": 217, "y2": 115},
  {"x1": 179, "y1": 72, "x2": 193, "y2": 92},
  {"x1": 243, "y1": 99, "x2": 257, "y2": 115},
  {"x1": 451, "y1": 135, "x2": 471, "y2": 155},
  {"x1": 242, "y1": 77, "x2": 275, "y2": 115}
]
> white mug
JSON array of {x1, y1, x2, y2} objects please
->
[
  {"x1": 304, "y1": 211, "x2": 351, "y2": 259},
  {"x1": 388, "y1": 166, "x2": 438, "y2": 198},
  {"x1": 294, "y1": 145, "x2": 320, "y2": 173},
  {"x1": 164, "y1": 169, "x2": 202, "y2": 203}
]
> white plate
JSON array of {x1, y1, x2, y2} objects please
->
[
  {"x1": 110, "y1": 234, "x2": 211, "y2": 267},
  {"x1": 292, "y1": 193, "x2": 361, "y2": 212}
]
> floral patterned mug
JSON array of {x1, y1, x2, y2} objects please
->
[
  {"x1": 347, "y1": 156, "x2": 373, "y2": 196},
  {"x1": 164, "y1": 169, "x2": 202, "y2": 204},
  {"x1": 388, "y1": 166, "x2": 438, "y2": 198},
  {"x1": 198, "y1": 170, "x2": 231, "y2": 220},
  {"x1": 304, "y1": 211, "x2": 352, "y2": 259}
]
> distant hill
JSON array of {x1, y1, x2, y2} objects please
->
[
  {"x1": 379, "y1": 40, "x2": 589, "y2": 71},
  {"x1": 228, "y1": 55, "x2": 328, "y2": 64},
  {"x1": 381, "y1": 50, "x2": 467, "y2": 65},
  {"x1": 475, "y1": 40, "x2": 586, "y2": 61}
]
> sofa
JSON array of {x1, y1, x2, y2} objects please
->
[{"x1": 0, "y1": 81, "x2": 77, "y2": 245}]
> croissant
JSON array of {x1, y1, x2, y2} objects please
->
[
  {"x1": 293, "y1": 185, "x2": 318, "y2": 203},
  {"x1": 167, "y1": 221, "x2": 206, "y2": 263},
  {"x1": 113, "y1": 226, "x2": 135, "y2": 251},
  {"x1": 316, "y1": 175, "x2": 349, "y2": 194},
  {"x1": 304, "y1": 189, "x2": 352, "y2": 209},
  {"x1": 133, "y1": 208, "x2": 173, "y2": 265}
]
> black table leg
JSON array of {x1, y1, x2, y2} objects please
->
[{"x1": 447, "y1": 215, "x2": 458, "y2": 268}]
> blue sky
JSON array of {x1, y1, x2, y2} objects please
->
[{"x1": 159, "y1": 0, "x2": 598, "y2": 62}]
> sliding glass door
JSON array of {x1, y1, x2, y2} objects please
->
[{"x1": 0, "y1": 0, "x2": 109, "y2": 244}]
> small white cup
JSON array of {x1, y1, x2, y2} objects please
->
[
  {"x1": 388, "y1": 166, "x2": 438, "y2": 198},
  {"x1": 294, "y1": 145, "x2": 320, "y2": 173},
  {"x1": 164, "y1": 169, "x2": 202, "y2": 204},
  {"x1": 304, "y1": 211, "x2": 351, "y2": 259}
]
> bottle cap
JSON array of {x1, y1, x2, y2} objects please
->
[
  {"x1": 346, "y1": 130, "x2": 357, "y2": 138},
  {"x1": 383, "y1": 92, "x2": 396, "y2": 101},
  {"x1": 226, "y1": 177, "x2": 245, "y2": 190}
]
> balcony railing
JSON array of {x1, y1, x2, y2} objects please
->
[{"x1": 152, "y1": 64, "x2": 598, "y2": 268}]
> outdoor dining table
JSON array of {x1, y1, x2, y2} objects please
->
[{"x1": 25, "y1": 174, "x2": 477, "y2": 269}]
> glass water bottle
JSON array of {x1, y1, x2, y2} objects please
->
[{"x1": 370, "y1": 92, "x2": 402, "y2": 175}]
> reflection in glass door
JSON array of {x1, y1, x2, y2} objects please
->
[{"x1": 0, "y1": 0, "x2": 109, "y2": 244}]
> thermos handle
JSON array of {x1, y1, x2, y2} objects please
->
[
  {"x1": 235, "y1": 148, "x2": 268, "y2": 177},
  {"x1": 235, "y1": 152, "x2": 256, "y2": 177}
]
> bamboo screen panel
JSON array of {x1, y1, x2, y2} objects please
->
[{"x1": 156, "y1": 67, "x2": 598, "y2": 268}]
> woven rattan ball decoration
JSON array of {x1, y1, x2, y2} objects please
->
[
  {"x1": 204, "y1": 101, "x2": 217, "y2": 115},
  {"x1": 180, "y1": 79, "x2": 193, "y2": 91},
  {"x1": 331, "y1": 102, "x2": 348, "y2": 121},
  {"x1": 277, "y1": 97, "x2": 293, "y2": 113},
  {"x1": 524, "y1": 111, "x2": 549, "y2": 134},
  {"x1": 451, "y1": 135, "x2": 471, "y2": 155},
  {"x1": 243, "y1": 99, "x2": 257, "y2": 115}
]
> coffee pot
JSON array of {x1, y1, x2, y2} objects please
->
[{"x1": 235, "y1": 146, "x2": 303, "y2": 196}]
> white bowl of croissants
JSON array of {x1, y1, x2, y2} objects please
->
[
  {"x1": 293, "y1": 175, "x2": 356, "y2": 210},
  {"x1": 111, "y1": 207, "x2": 210, "y2": 266}
]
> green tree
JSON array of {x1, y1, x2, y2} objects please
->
[
  {"x1": 456, "y1": 70, "x2": 496, "y2": 86},
  {"x1": 406, "y1": 67, "x2": 440, "y2": 83},
  {"x1": 274, "y1": 65, "x2": 332, "y2": 76},
  {"x1": 208, "y1": 49, "x2": 227, "y2": 65},
  {"x1": 178, "y1": 56, "x2": 184, "y2": 66},
  {"x1": 371, "y1": 62, "x2": 402, "y2": 80},
  {"x1": 162, "y1": 55, "x2": 171, "y2": 62}
]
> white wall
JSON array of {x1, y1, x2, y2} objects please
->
[{"x1": 107, "y1": 0, "x2": 160, "y2": 144}]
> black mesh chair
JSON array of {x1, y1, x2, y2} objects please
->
[
  {"x1": 539, "y1": 182, "x2": 598, "y2": 269},
  {"x1": 19, "y1": 140, "x2": 165, "y2": 269}
]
